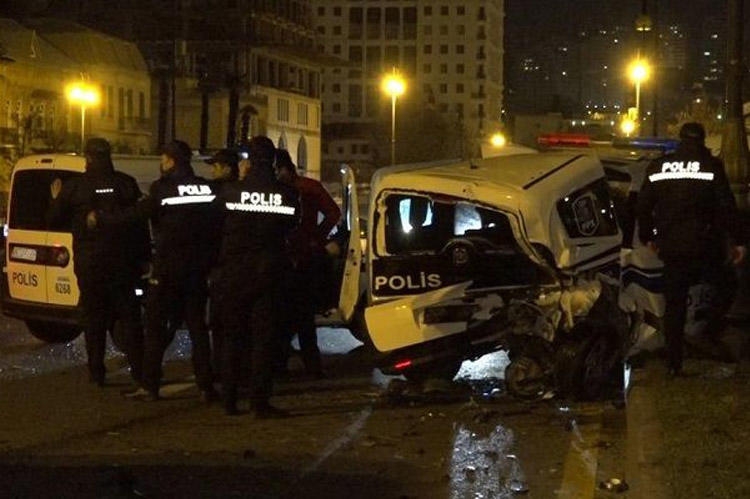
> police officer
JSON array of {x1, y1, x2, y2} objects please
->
[
  {"x1": 204, "y1": 148, "x2": 239, "y2": 379},
  {"x1": 637, "y1": 122, "x2": 747, "y2": 376},
  {"x1": 214, "y1": 136, "x2": 299, "y2": 416},
  {"x1": 47, "y1": 137, "x2": 149, "y2": 387},
  {"x1": 94, "y1": 140, "x2": 218, "y2": 401}
]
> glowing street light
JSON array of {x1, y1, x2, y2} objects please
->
[
  {"x1": 628, "y1": 59, "x2": 650, "y2": 131},
  {"x1": 381, "y1": 68, "x2": 406, "y2": 165},
  {"x1": 621, "y1": 117, "x2": 636, "y2": 137},
  {"x1": 489, "y1": 132, "x2": 507, "y2": 148},
  {"x1": 66, "y1": 82, "x2": 100, "y2": 153}
]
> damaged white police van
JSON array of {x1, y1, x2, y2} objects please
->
[{"x1": 336, "y1": 151, "x2": 672, "y2": 399}]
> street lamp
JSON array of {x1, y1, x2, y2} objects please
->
[
  {"x1": 66, "y1": 82, "x2": 100, "y2": 153},
  {"x1": 628, "y1": 59, "x2": 650, "y2": 132},
  {"x1": 489, "y1": 132, "x2": 507, "y2": 148},
  {"x1": 381, "y1": 68, "x2": 406, "y2": 165}
]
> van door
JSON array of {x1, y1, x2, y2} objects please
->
[
  {"x1": 337, "y1": 165, "x2": 362, "y2": 322},
  {"x1": 5, "y1": 167, "x2": 80, "y2": 307}
]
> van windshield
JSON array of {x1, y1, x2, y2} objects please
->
[{"x1": 9, "y1": 170, "x2": 82, "y2": 231}]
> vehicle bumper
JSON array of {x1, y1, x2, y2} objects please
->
[{"x1": 1, "y1": 276, "x2": 81, "y2": 325}]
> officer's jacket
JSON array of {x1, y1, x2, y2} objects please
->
[
  {"x1": 100, "y1": 163, "x2": 217, "y2": 277},
  {"x1": 215, "y1": 166, "x2": 299, "y2": 268},
  {"x1": 637, "y1": 143, "x2": 743, "y2": 260},
  {"x1": 47, "y1": 159, "x2": 150, "y2": 279}
]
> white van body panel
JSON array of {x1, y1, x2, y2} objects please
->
[{"x1": 364, "y1": 153, "x2": 621, "y2": 354}]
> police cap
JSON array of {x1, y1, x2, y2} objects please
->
[
  {"x1": 161, "y1": 140, "x2": 193, "y2": 163},
  {"x1": 679, "y1": 122, "x2": 706, "y2": 143},
  {"x1": 205, "y1": 148, "x2": 239, "y2": 168}
]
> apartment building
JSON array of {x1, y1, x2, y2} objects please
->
[{"x1": 312, "y1": 0, "x2": 504, "y2": 173}]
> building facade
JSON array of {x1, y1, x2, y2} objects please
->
[
  {"x1": 0, "y1": 18, "x2": 152, "y2": 158},
  {"x1": 40, "y1": 0, "x2": 328, "y2": 178},
  {"x1": 312, "y1": 0, "x2": 504, "y2": 173}
]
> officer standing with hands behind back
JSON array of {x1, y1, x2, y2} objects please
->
[{"x1": 637, "y1": 122, "x2": 747, "y2": 376}]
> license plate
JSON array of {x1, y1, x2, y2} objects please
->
[{"x1": 11, "y1": 246, "x2": 37, "y2": 262}]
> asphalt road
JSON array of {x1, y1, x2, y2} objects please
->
[{"x1": 0, "y1": 319, "x2": 630, "y2": 499}]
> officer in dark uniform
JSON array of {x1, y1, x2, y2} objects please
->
[
  {"x1": 214, "y1": 136, "x2": 299, "y2": 416},
  {"x1": 93, "y1": 140, "x2": 218, "y2": 401},
  {"x1": 637, "y1": 122, "x2": 747, "y2": 375},
  {"x1": 204, "y1": 148, "x2": 239, "y2": 379},
  {"x1": 47, "y1": 137, "x2": 149, "y2": 386}
]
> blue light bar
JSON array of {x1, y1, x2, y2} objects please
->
[{"x1": 612, "y1": 137, "x2": 679, "y2": 153}]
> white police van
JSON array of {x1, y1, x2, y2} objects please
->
[
  {"x1": 0, "y1": 153, "x2": 216, "y2": 343},
  {"x1": 1, "y1": 153, "x2": 362, "y2": 345}
]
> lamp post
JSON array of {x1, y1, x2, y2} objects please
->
[
  {"x1": 628, "y1": 59, "x2": 650, "y2": 133},
  {"x1": 381, "y1": 69, "x2": 405, "y2": 165},
  {"x1": 66, "y1": 82, "x2": 100, "y2": 153}
]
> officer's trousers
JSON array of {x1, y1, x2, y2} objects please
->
[
  {"x1": 220, "y1": 255, "x2": 282, "y2": 410},
  {"x1": 77, "y1": 273, "x2": 143, "y2": 385},
  {"x1": 141, "y1": 273, "x2": 213, "y2": 394},
  {"x1": 661, "y1": 255, "x2": 735, "y2": 371}
]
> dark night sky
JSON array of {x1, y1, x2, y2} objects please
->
[{"x1": 505, "y1": 0, "x2": 728, "y2": 36}]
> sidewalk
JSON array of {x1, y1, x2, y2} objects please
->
[{"x1": 626, "y1": 353, "x2": 750, "y2": 498}]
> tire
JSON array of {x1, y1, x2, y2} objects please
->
[
  {"x1": 554, "y1": 322, "x2": 621, "y2": 401},
  {"x1": 505, "y1": 355, "x2": 549, "y2": 399},
  {"x1": 25, "y1": 320, "x2": 82, "y2": 343},
  {"x1": 505, "y1": 336, "x2": 555, "y2": 399},
  {"x1": 403, "y1": 359, "x2": 463, "y2": 383}
]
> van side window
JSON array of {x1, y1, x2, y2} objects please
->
[
  {"x1": 556, "y1": 178, "x2": 619, "y2": 239},
  {"x1": 9, "y1": 170, "x2": 81, "y2": 231},
  {"x1": 382, "y1": 194, "x2": 520, "y2": 255}
]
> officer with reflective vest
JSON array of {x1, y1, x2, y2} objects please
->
[
  {"x1": 637, "y1": 122, "x2": 747, "y2": 375},
  {"x1": 47, "y1": 137, "x2": 149, "y2": 387},
  {"x1": 93, "y1": 140, "x2": 219, "y2": 401},
  {"x1": 214, "y1": 136, "x2": 299, "y2": 417}
]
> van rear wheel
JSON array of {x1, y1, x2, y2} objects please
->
[{"x1": 25, "y1": 320, "x2": 82, "y2": 343}]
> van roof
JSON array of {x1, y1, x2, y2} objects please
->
[
  {"x1": 371, "y1": 152, "x2": 604, "y2": 203},
  {"x1": 369, "y1": 152, "x2": 608, "y2": 254},
  {"x1": 12, "y1": 153, "x2": 214, "y2": 192}
]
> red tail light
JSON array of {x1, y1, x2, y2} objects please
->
[{"x1": 394, "y1": 360, "x2": 413, "y2": 370}]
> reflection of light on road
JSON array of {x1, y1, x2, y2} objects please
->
[
  {"x1": 455, "y1": 350, "x2": 510, "y2": 380},
  {"x1": 315, "y1": 327, "x2": 364, "y2": 355},
  {"x1": 449, "y1": 424, "x2": 528, "y2": 498}
]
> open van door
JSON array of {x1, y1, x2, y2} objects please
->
[{"x1": 337, "y1": 165, "x2": 362, "y2": 323}]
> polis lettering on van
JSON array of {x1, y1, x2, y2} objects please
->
[
  {"x1": 11, "y1": 271, "x2": 39, "y2": 287},
  {"x1": 374, "y1": 272, "x2": 442, "y2": 292}
]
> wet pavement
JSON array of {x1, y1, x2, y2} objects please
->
[{"x1": 1, "y1": 317, "x2": 748, "y2": 498}]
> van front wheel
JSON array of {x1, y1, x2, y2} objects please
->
[{"x1": 25, "y1": 320, "x2": 82, "y2": 343}]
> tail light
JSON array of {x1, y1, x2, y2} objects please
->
[
  {"x1": 46, "y1": 246, "x2": 70, "y2": 267},
  {"x1": 8, "y1": 244, "x2": 70, "y2": 267},
  {"x1": 394, "y1": 359, "x2": 413, "y2": 370}
]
